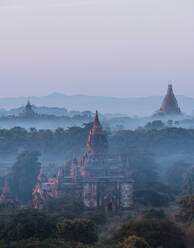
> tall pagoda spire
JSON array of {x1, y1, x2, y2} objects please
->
[
  {"x1": 85, "y1": 110, "x2": 108, "y2": 157},
  {"x1": 93, "y1": 110, "x2": 101, "y2": 130},
  {"x1": 159, "y1": 84, "x2": 181, "y2": 115}
]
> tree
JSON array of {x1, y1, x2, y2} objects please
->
[
  {"x1": 56, "y1": 219, "x2": 98, "y2": 244},
  {"x1": 43, "y1": 193, "x2": 84, "y2": 218},
  {"x1": 8, "y1": 151, "x2": 41, "y2": 202},
  {"x1": 83, "y1": 210, "x2": 107, "y2": 225},
  {"x1": 142, "y1": 208, "x2": 166, "y2": 219},
  {"x1": 0, "y1": 176, "x2": 5, "y2": 195},
  {"x1": 144, "y1": 120, "x2": 165, "y2": 130},
  {"x1": 177, "y1": 195, "x2": 194, "y2": 222},
  {"x1": 134, "y1": 188, "x2": 170, "y2": 207},
  {"x1": 167, "y1": 160, "x2": 192, "y2": 194},
  {"x1": 117, "y1": 148, "x2": 158, "y2": 192},
  {"x1": 117, "y1": 236, "x2": 150, "y2": 248},
  {"x1": 113, "y1": 218, "x2": 186, "y2": 248},
  {"x1": 0, "y1": 209, "x2": 56, "y2": 241},
  {"x1": 167, "y1": 120, "x2": 173, "y2": 127},
  {"x1": 182, "y1": 166, "x2": 194, "y2": 195}
]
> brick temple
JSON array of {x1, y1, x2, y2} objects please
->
[{"x1": 33, "y1": 111, "x2": 133, "y2": 211}]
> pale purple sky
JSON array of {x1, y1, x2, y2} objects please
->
[{"x1": 0, "y1": 0, "x2": 193, "y2": 98}]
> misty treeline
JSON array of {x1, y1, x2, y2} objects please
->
[
  {"x1": 1, "y1": 123, "x2": 194, "y2": 203},
  {"x1": 0, "y1": 114, "x2": 91, "y2": 130},
  {"x1": 1, "y1": 123, "x2": 194, "y2": 205},
  {"x1": 0, "y1": 123, "x2": 194, "y2": 159}
]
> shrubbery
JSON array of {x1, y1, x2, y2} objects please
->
[{"x1": 113, "y1": 218, "x2": 186, "y2": 248}]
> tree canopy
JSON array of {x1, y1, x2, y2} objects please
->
[{"x1": 8, "y1": 151, "x2": 41, "y2": 202}]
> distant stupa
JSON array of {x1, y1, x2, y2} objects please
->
[
  {"x1": 158, "y1": 84, "x2": 181, "y2": 115},
  {"x1": 19, "y1": 98, "x2": 36, "y2": 118}
]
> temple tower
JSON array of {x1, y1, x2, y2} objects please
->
[
  {"x1": 85, "y1": 110, "x2": 108, "y2": 158},
  {"x1": 159, "y1": 84, "x2": 181, "y2": 115}
]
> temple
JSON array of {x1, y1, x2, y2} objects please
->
[
  {"x1": 19, "y1": 99, "x2": 36, "y2": 118},
  {"x1": 33, "y1": 111, "x2": 133, "y2": 211},
  {"x1": 158, "y1": 84, "x2": 181, "y2": 115}
]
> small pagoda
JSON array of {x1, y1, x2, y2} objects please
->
[{"x1": 19, "y1": 98, "x2": 36, "y2": 118}]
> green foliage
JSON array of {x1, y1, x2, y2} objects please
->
[
  {"x1": 115, "y1": 147, "x2": 171, "y2": 207},
  {"x1": 0, "y1": 124, "x2": 91, "y2": 160},
  {"x1": 42, "y1": 193, "x2": 84, "y2": 218},
  {"x1": 134, "y1": 189, "x2": 170, "y2": 207},
  {"x1": 113, "y1": 218, "x2": 186, "y2": 248},
  {"x1": 0, "y1": 239, "x2": 106, "y2": 248},
  {"x1": 57, "y1": 219, "x2": 98, "y2": 244},
  {"x1": 83, "y1": 211, "x2": 107, "y2": 225},
  {"x1": 110, "y1": 127, "x2": 194, "y2": 156},
  {"x1": 1, "y1": 125, "x2": 194, "y2": 163},
  {"x1": 0, "y1": 239, "x2": 74, "y2": 248},
  {"x1": 142, "y1": 208, "x2": 166, "y2": 219},
  {"x1": 0, "y1": 209, "x2": 56, "y2": 241},
  {"x1": 8, "y1": 151, "x2": 41, "y2": 202},
  {"x1": 117, "y1": 236, "x2": 150, "y2": 248},
  {"x1": 167, "y1": 160, "x2": 192, "y2": 194},
  {"x1": 182, "y1": 166, "x2": 194, "y2": 195},
  {"x1": 0, "y1": 201, "x2": 18, "y2": 213},
  {"x1": 117, "y1": 148, "x2": 158, "y2": 191},
  {"x1": 144, "y1": 120, "x2": 165, "y2": 130},
  {"x1": 177, "y1": 195, "x2": 194, "y2": 222},
  {"x1": 0, "y1": 176, "x2": 5, "y2": 195}
]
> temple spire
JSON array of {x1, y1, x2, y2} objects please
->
[
  {"x1": 93, "y1": 110, "x2": 101, "y2": 129},
  {"x1": 85, "y1": 110, "x2": 108, "y2": 158}
]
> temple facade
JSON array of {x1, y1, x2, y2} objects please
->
[
  {"x1": 158, "y1": 84, "x2": 181, "y2": 115},
  {"x1": 33, "y1": 111, "x2": 133, "y2": 211}
]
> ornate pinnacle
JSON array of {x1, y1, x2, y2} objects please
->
[{"x1": 93, "y1": 110, "x2": 101, "y2": 129}]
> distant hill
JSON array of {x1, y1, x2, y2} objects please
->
[{"x1": 0, "y1": 93, "x2": 193, "y2": 116}]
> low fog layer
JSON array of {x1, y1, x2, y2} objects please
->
[{"x1": 0, "y1": 94, "x2": 194, "y2": 116}]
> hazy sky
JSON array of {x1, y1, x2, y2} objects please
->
[{"x1": 0, "y1": 0, "x2": 193, "y2": 98}]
